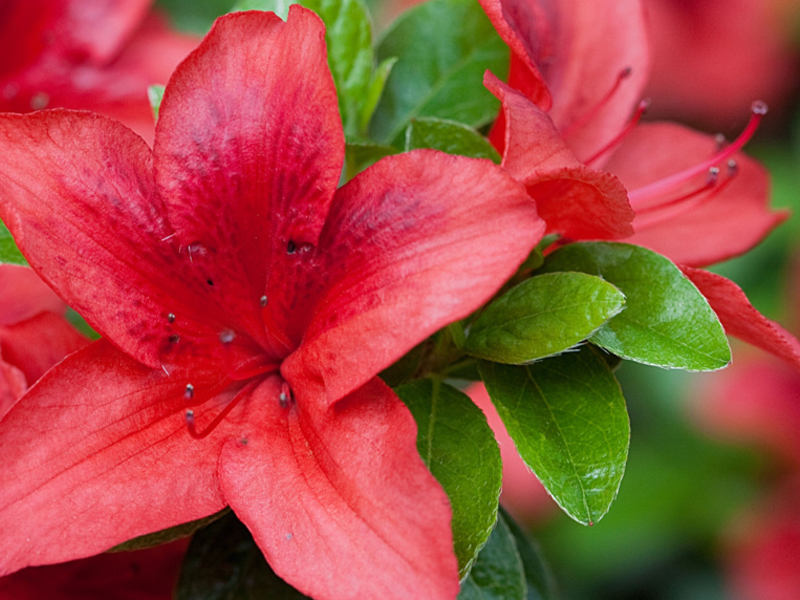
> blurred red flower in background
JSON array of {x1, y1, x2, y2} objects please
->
[
  {"x1": 0, "y1": 0, "x2": 198, "y2": 143},
  {"x1": 643, "y1": 0, "x2": 800, "y2": 129}
]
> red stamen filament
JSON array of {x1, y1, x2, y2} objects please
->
[
  {"x1": 186, "y1": 379, "x2": 260, "y2": 440},
  {"x1": 629, "y1": 101, "x2": 766, "y2": 210},
  {"x1": 584, "y1": 99, "x2": 650, "y2": 166},
  {"x1": 633, "y1": 160, "x2": 739, "y2": 230},
  {"x1": 561, "y1": 67, "x2": 633, "y2": 139}
]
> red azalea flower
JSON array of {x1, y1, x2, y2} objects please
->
[
  {"x1": 0, "y1": 539, "x2": 188, "y2": 600},
  {"x1": 479, "y1": 0, "x2": 800, "y2": 368},
  {"x1": 0, "y1": 9, "x2": 543, "y2": 600},
  {"x1": 0, "y1": 265, "x2": 88, "y2": 417},
  {"x1": 0, "y1": 0, "x2": 199, "y2": 144}
]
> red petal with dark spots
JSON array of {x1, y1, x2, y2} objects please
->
[
  {"x1": 0, "y1": 340, "x2": 231, "y2": 576},
  {"x1": 486, "y1": 74, "x2": 634, "y2": 240},
  {"x1": 609, "y1": 123, "x2": 787, "y2": 267},
  {"x1": 282, "y1": 149, "x2": 543, "y2": 403},
  {"x1": 681, "y1": 266, "x2": 800, "y2": 370},
  {"x1": 154, "y1": 8, "x2": 343, "y2": 360},
  {"x1": 219, "y1": 376, "x2": 460, "y2": 600}
]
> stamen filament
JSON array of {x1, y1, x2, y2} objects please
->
[
  {"x1": 629, "y1": 102, "x2": 766, "y2": 209},
  {"x1": 561, "y1": 67, "x2": 633, "y2": 139},
  {"x1": 186, "y1": 379, "x2": 260, "y2": 439},
  {"x1": 585, "y1": 99, "x2": 650, "y2": 166}
]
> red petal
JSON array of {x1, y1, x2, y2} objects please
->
[
  {"x1": 0, "y1": 111, "x2": 249, "y2": 374},
  {"x1": 0, "y1": 356, "x2": 26, "y2": 419},
  {"x1": 487, "y1": 74, "x2": 633, "y2": 239},
  {"x1": 0, "y1": 538, "x2": 188, "y2": 600},
  {"x1": 610, "y1": 123, "x2": 787, "y2": 267},
  {"x1": 219, "y1": 376, "x2": 459, "y2": 600},
  {"x1": 154, "y1": 8, "x2": 343, "y2": 358},
  {"x1": 283, "y1": 150, "x2": 543, "y2": 403},
  {"x1": 0, "y1": 312, "x2": 88, "y2": 384},
  {"x1": 479, "y1": 0, "x2": 649, "y2": 163},
  {"x1": 0, "y1": 265, "x2": 64, "y2": 326},
  {"x1": 0, "y1": 340, "x2": 231, "y2": 575},
  {"x1": 681, "y1": 266, "x2": 800, "y2": 370}
]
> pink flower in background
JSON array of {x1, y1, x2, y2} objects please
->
[
  {"x1": 0, "y1": 264, "x2": 87, "y2": 417},
  {"x1": 0, "y1": 8, "x2": 542, "y2": 599},
  {"x1": 643, "y1": 0, "x2": 800, "y2": 129},
  {"x1": 0, "y1": 0, "x2": 199, "y2": 143},
  {"x1": 0, "y1": 539, "x2": 188, "y2": 600}
]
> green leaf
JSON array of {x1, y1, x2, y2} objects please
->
[
  {"x1": 304, "y1": 0, "x2": 379, "y2": 137},
  {"x1": 147, "y1": 84, "x2": 165, "y2": 122},
  {"x1": 110, "y1": 508, "x2": 230, "y2": 552},
  {"x1": 405, "y1": 117, "x2": 501, "y2": 163},
  {"x1": 479, "y1": 348, "x2": 630, "y2": 525},
  {"x1": 540, "y1": 242, "x2": 731, "y2": 371},
  {"x1": 457, "y1": 512, "x2": 526, "y2": 600},
  {"x1": 370, "y1": 0, "x2": 508, "y2": 145},
  {"x1": 464, "y1": 272, "x2": 626, "y2": 364},
  {"x1": 344, "y1": 140, "x2": 397, "y2": 180},
  {"x1": 500, "y1": 507, "x2": 558, "y2": 600},
  {"x1": 362, "y1": 56, "x2": 397, "y2": 133},
  {"x1": 176, "y1": 512, "x2": 310, "y2": 600},
  {"x1": 395, "y1": 379, "x2": 502, "y2": 578},
  {"x1": 0, "y1": 220, "x2": 26, "y2": 265},
  {"x1": 231, "y1": 0, "x2": 297, "y2": 20}
]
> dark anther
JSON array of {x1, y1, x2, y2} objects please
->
[
  {"x1": 184, "y1": 384, "x2": 195, "y2": 400},
  {"x1": 260, "y1": 295, "x2": 268, "y2": 307},
  {"x1": 167, "y1": 313, "x2": 176, "y2": 323},
  {"x1": 206, "y1": 278, "x2": 214, "y2": 286},
  {"x1": 287, "y1": 240, "x2": 297, "y2": 254},
  {"x1": 169, "y1": 334, "x2": 180, "y2": 344}
]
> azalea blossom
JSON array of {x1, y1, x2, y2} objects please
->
[
  {"x1": 478, "y1": 0, "x2": 800, "y2": 368},
  {"x1": 0, "y1": 8, "x2": 543, "y2": 600},
  {"x1": 0, "y1": 265, "x2": 87, "y2": 417},
  {"x1": 0, "y1": 0, "x2": 198, "y2": 143}
]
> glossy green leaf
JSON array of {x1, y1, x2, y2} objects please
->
[
  {"x1": 344, "y1": 140, "x2": 397, "y2": 180},
  {"x1": 541, "y1": 242, "x2": 731, "y2": 371},
  {"x1": 147, "y1": 84, "x2": 165, "y2": 122},
  {"x1": 479, "y1": 348, "x2": 630, "y2": 525},
  {"x1": 500, "y1": 507, "x2": 558, "y2": 600},
  {"x1": 0, "y1": 220, "x2": 26, "y2": 265},
  {"x1": 176, "y1": 512, "x2": 310, "y2": 600},
  {"x1": 370, "y1": 0, "x2": 508, "y2": 145},
  {"x1": 458, "y1": 512, "x2": 526, "y2": 600},
  {"x1": 362, "y1": 56, "x2": 397, "y2": 133},
  {"x1": 110, "y1": 508, "x2": 230, "y2": 552},
  {"x1": 405, "y1": 117, "x2": 501, "y2": 163},
  {"x1": 396, "y1": 378, "x2": 502, "y2": 578},
  {"x1": 464, "y1": 273, "x2": 626, "y2": 364}
]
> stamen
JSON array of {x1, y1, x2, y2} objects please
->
[
  {"x1": 561, "y1": 67, "x2": 633, "y2": 139},
  {"x1": 185, "y1": 380, "x2": 259, "y2": 440},
  {"x1": 219, "y1": 329, "x2": 236, "y2": 344},
  {"x1": 167, "y1": 313, "x2": 176, "y2": 324},
  {"x1": 184, "y1": 384, "x2": 194, "y2": 400},
  {"x1": 629, "y1": 101, "x2": 766, "y2": 208},
  {"x1": 169, "y1": 334, "x2": 180, "y2": 344},
  {"x1": 287, "y1": 240, "x2": 297, "y2": 255},
  {"x1": 260, "y1": 295, "x2": 268, "y2": 307},
  {"x1": 279, "y1": 381, "x2": 293, "y2": 409},
  {"x1": 585, "y1": 99, "x2": 650, "y2": 166}
]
